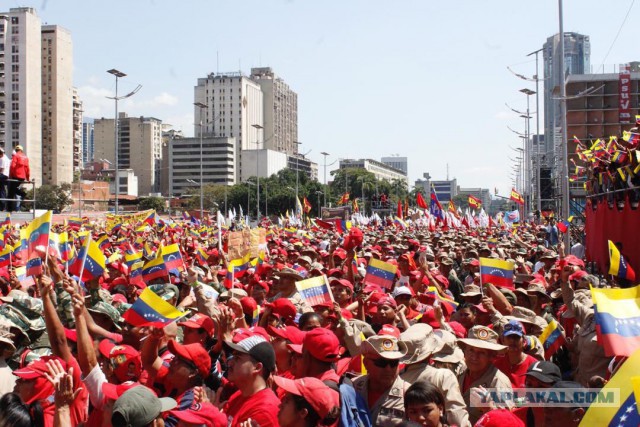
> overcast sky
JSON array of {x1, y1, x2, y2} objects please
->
[{"x1": 26, "y1": 0, "x2": 638, "y2": 195}]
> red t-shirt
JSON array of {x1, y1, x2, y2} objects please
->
[
  {"x1": 224, "y1": 387, "x2": 281, "y2": 427},
  {"x1": 494, "y1": 354, "x2": 537, "y2": 388}
]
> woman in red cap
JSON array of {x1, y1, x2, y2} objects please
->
[{"x1": 273, "y1": 376, "x2": 340, "y2": 427}]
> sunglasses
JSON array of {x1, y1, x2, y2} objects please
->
[{"x1": 372, "y1": 358, "x2": 400, "y2": 368}]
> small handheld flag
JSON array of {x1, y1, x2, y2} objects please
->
[
  {"x1": 122, "y1": 288, "x2": 187, "y2": 327},
  {"x1": 364, "y1": 259, "x2": 398, "y2": 289},
  {"x1": 295, "y1": 275, "x2": 333, "y2": 307},
  {"x1": 479, "y1": 257, "x2": 515, "y2": 289}
]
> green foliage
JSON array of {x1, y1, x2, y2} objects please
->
[
  {"x1": 138, "y1": 196, "x2": 166, "y2": 212},
  {"x1": 26, "y1": 183, "x2": 74, "y2": 212}
]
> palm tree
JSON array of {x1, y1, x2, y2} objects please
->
[{"x1": 356, "y1": 175, "x2": 376, "y2": 215}]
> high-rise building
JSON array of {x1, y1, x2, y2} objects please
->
[
  {"x1": 0, "y1": 8, "x2": 43, "y2": 184},
  {"x1": 250, "y1": 67, "x2": 298, "y2": 155},
  {"x1": 82, "y1": 119, "x2": 94, "y2": 167},
  {"x1": 41, "y1": 24, "x2": 73, "y2": 185},
  {"x1": 72, "y1": 88, "x2": 82, "y2": 174},
  {"x1": 93, "y1": 113, "x2": 163, "y2": 196},
  {"x1": 543, "y1": 32, "x2": 590, "y2": 165},
  {"x1": 194, "y1": 72, "x2": 263, "y2": 182},
  {"x1": 381, "y1": 156, "x2": 408, "y2": 175}
]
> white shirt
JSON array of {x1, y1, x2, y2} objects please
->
[{"x1": 0, "y1": 155, "x2": 10, "y2": 178}]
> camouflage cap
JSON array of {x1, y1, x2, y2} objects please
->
[
  {"x1": 149, "y1": 284, "x2": 179, "y2": 301},
  {"x1": 88, "y1": 301, "x2": 124, "y2": 330}
]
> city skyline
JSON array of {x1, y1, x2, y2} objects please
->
[{"x1": 21, "y1": 0, "x2": 639, "y2": 195}]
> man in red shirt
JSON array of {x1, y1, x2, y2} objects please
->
[
  {"x1": 224, "y1": 335, "x2": 280, "y2": 427},
  {"x1": 8, "y1": 144, "x2": 29, "y2": 212},
  {"x1": 493, "y1": 320, "x2": 538, "y2": 388}
]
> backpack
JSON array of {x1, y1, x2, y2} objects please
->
[{"x1": 337, "y1": 377, "x2": 373, "y2": 427}]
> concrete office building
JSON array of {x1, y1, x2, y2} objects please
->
[
  {"x1": 72, "y1": 88, "x2": 82, "y2": 175},
  {"x1": 93, "y1": 113, "x2": 163, "y2": 196},
  {"x1": 381, "y1": 156, "x2": 408, "y2": 175},
  {"x1": 168, "y1": 136, "x2": 236, "y2": 196},
  {"x1": 194, "y1": 72, "x2": 263, "y2": 180},
  {"x1": 0, "y1": 8, "x2": 43, "y2": 184},
  {"x1": 82, "y1": 118, "x2": 94, "y2": 167},
  {"x1": 250, "y1": 67, "x2": 298, "y2": 155},
  {"x1": 458, "y1": 187, "x2": 492, "y2": 209},
  {"x1": 288, "y1": 154, "x2": 318, "y2": 181},
  {"x1": 339, "y1": 158, "x2": 407, "y2": 185},
  {"x1": 41, "y1": 24, "x2": 73, "y2": 185},
  {"x1": 160, "y1": 127, "x2": 183, "y2": 196},
  {"x1": 240, "y1": 149, "x2": 288, "y2": 181}
]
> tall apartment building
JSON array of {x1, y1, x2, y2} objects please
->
[
  {"x1": 82, "y1": 118, "x2": 94, "y2": 167},
  {"x1": 93, "y1": 113, "x2": 163, "y2": 196},
  {"x1": 0, "y1": 8, "x2": 43, "y2": 184},
  {"x1": 250, "y1": 67, "x2": 298, "y2": 155},
  {"x1": 72, "y1": 88, "x2": 82, "y2": 173},
  {"x1": 41, "y1": 25, "x2": 73, "y2": 184},
  {"x1": 194, "y1": 72, "x2": 263, "y2": 182},
  {"x1": 381, "y1": 156, "x2": 408, "y2": 175},
  {"x1": 543, "y1": 32, "x2": 590, "y2": 166}
]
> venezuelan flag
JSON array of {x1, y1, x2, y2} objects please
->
[
  {"x1": 194, "y1": 245, "x2": 209, "y2": 266},
  {"x1": 68, "y1": 217, "x2": 83, "y2": 231},
  {"x1": 364, "y1": 259, "x2": 397, "y2": 289},
  {"x1": 142, "y1": 251, "x2": 168, "y2": 282},
  {"x1": 58, "y1": 232, "x2": 75, "y2": 264},
  {"x1": 125, "y1": 244, "x2": 142, "y2": 267},
  {"x1": 608, "y1": 240, "x2": 636, "y2": 282},
  {"x1": 580, "y1": 348, "x2": 640, "y2": 426},
  {"x1": 0, "y1": 245, "x2": 11, "y2": 268},
  {"x1": 122, "y1": 288, "x2": 187, "y2": 327},
  {"x1": 69, "y1": 238, "x2": 106, "y2": 281},
  {"x1": 479, "y1": 257, "x2": 515, "y2": 289},
  {"x1": 394, "y1": 217, "x2": 407, "y2": 230},
  {"x1": 26, "y1": 255, "x2": 43, "y2": 277},
  {"x1": 425, "y1": 286, "x2": 459, "y2": 314},
  {"x1": 487, "y1": 238, "x2": 498, "y2": 249},
  {"x1": 538, "y1": 318, "x2": 566, "y2": 359},
  {"x1": 129, "y1": 260, "x2": 145, "y2": 286},
  {"x1": 96, "y1": 234, "x2": 110, "y2": 251},
  {"x1": 162, "y1": 244, "x2": 184, "y2": 272},
  {"x1": 25, "y1": 211, "x2": 52, "y2": 252},
  {"x1": 14, "y1": 266, "x2": 35, "y2": 287},
  {"x1": 591, "y1": 284, "x2": 640, "y2": 357},
  {"x1": 0, "y1": 213, "x2": 10, "y2": 228},
  {"x1": 295, "y1": 275, "x2": 332, "y2": 307}
]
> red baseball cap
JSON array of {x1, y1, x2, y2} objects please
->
[
  {"x1": 231, "y1": 327, "x2": 270, "y2": 343},
  {"x1": 64, "y1": 328, "x2": 77, "y2": 343},
  {"x1": 178, "y1": 313, "x2": 215, "y2": 337},
  {"x1": 448, "y1": 321, "x2": 467, "y2": 339},
  {"x1": 169, "y1": 402, "x2": 227, "y2": 427},
  {"x1": 109, "y1": 345, "x2": 142, "y2": 383},
  {"x1": 378, "y1": 324, "x2": 401, "y2": 338},
  {"x1": 475, "y1": 409, "x2": 525, "y2": 427},
  {"x1": 329, "y1": 278, "x2": 354, "y2": 292},
  {"x1": 273, "y1": 376, "x2": 340, "y2": 419},
  {"x1": 569, "y1": 270, "x2": 588, "y2": 282},
  {"x1": 102, "y1": 380, "x2": 141, "y2": 401},
  {"x1": 268, "y1": 325, "x2": 305, "y2": 345},
  {"x1": 168, "y1": 341, "x2": 211, "y2": 378},
  {"x1": 420, "y1": 309, "x2": 441, "y2": 329},
  {"x1": 240, "y1": 297, "x2": 258, "y2": 317},
  {"x1": 303, "y1": 328, "x2": 341, "y2": 362},
  {"x1": 265, "y1": 298, "x2": 297, "y2": 321},
  {"x1": 13, "y1": 356, "x2": 67, "y2": 380}
]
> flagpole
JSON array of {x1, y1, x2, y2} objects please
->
[{"x1": 77, "y1": 237, "x2": 90, "y2": 287}]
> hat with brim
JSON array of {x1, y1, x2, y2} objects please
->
[
  {"x1": 362, "y1": 335, "x2": 408, "y2": 360},
  {"x1": 276, "y1": 267, "x2": 304, "y2": 281},
  {"x1": 431, "y1": 331, "x2": 465, "y2": 363},
  {"x1": 458, "y1": 326, "x2": 506, "y2": 352},
  {"x1": 399, "y1": 324, "x2": 444, "y2": 364},
  {"x1": 460, "y1": 285, "x2": 482, "y2": 298}
]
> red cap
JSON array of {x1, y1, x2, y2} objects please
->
[
  {"x1": 273, "y1": 376, "x2": 340, "y2": 419},
  {"x1": 13, "y1": 356, "x2": 67, "y2": 380},
  {"x1": 109, "y1": 345, "x2": 142, "y2": 383},
  {"x1": 64, "y1": 328, "x2": 77, "y2": 343},
  {"x1": 112, "y1": 293, "x2": 128, "y2": 304},
  {"x1": 303, "y1": 328, "x2": 341, "y2": 362},
  {"x1": 178, "y1": 313, "x2": 215, "y2": 337},
  {"x1": 254, "y1": 281, "x2": 270, "y2": 294},
  {"x1": 168, "y1": 341, "x2": 211, "y2": 378},
  {"x1": 240, "y1": 297, "x2": 258, "y2": 317},
  {"x1": 448, "y1": 321, "x2": 467, "y2": 339},
  {"x1": 569, "y1": 270, "x2": 588, "y2": 281},
  {"x1": 470, "y1": 259, "x2": 480, "y2": 267},
  {"x1": 327, "y1": 268, "x2": 343, "y2": 278},
  {"x1": 102, "y1": 380, "x2": 141, "y2": 401},
  {"x1": 265, "y1": 298, "x2": 297, "y2": 321},
  {"x1": 377, "y1": 295, "x2": 397, "y2": 309},
  {"x1": 231, "y1": 327, "x2": 270, "y2": 343},
  {"x1": 475, "y1": 409, "x2": 525, "y2": 427},
  {"x1": 333, "y1": 249, "x2": 347, "y2": 260},
  {"x1": 169, "y1": 402, "x2": 227, "y2": 427},
  {"x1": 564, "y1": 255, "x2": 585, "y2": 268},
  {"x1": 98, "y1": 339, "x2": 116, "y2": 358},
  {"x1": 268, "y1": 325, "x2": 305, "y2": 345},
  {"x1": 343, "y1": 227, "x2": 363, "y2": 251},
  {"x1": 420, "y1": 309, "x2": 441, "y2": 329},
  {"x1": 378, "y1": 324, "x2": 401, "y2": 338},
  {"x1": 329, "y1": 278, "x2": 354, "y2": 292}
]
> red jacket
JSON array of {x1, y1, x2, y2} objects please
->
[{"x1": 9, "y1": 151, "x2": 30, "y2": 181}]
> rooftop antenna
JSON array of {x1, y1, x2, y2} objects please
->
[{"x1": 446, "y1": 163, "x2": 449, "y2": 181}]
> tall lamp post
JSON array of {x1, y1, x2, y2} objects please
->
[
  {"x1": 315, "y1": 190, "x2": 323, "y2": 215},
  {"x1": 558, "y1": 0, "x2": 571, "y2": 247},
  {"x1": 520, "y1": 88, "x2": 535, "y2": 217},
  {"x1": 320, "y1": 151, "x2": 329, "y2": 207},
  {"x1": 294, "y1": 142, "x2": 302, "y2": 215},
  {"x1": 245, "y1": 181, "x2": 255, "y2": 221},
  {"x1": 526, "y1": 48, "x2": 544, "y2": 215},
  {"x1": 252, "y1": 124, "x2": 263, "y2": 222},
  {"x1": 106, "y1": 69, "x2": 141, "y2": 215},
  {"x1": 194, "y1": 102, "x2": 208, "y2": 219}
]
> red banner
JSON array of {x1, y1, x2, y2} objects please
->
[{"x1": 619, "y1": 64, "x2": 631, "y2": 123}]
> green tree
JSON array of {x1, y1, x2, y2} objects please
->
[
  {"x1": 138, "y1": 196, "x2": 166, "y2": 212},
  {"x1": 26, "y1": 183, "x2": 74, "y2": 212}
]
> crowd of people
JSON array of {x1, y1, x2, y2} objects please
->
[{"x1": 0, "y1": 211, "x2": 630, "y2": 427}]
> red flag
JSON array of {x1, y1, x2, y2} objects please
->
[
  {"x1": 397, "y1": 201, "x2": 403, "y2": 219},
  {"x1": 416, "y1": 192, "x2": 428, "y2": 209}
]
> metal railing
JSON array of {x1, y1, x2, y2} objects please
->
[{"x1": 0, "y1": 179, "x2": 37, "y2": 218}]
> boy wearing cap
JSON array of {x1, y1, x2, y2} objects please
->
[
  {"x1": 224, "y1": 335, "x2": 280, "y2": 427},
  {"x1": 493, "y1": 320, "x2": 538, "y2": 388},
  {"x1": 353, "y1": 330, "x2": 411, "y2": 426}
]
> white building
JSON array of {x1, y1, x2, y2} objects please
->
[
  {"x1": 72, "y1": 88, "x2": 82, "y2": 175},
  {"x1": 194, "y1": 72, "x2": 263, "y2": 179},
  {"x1": 250, "y1": 67, "x2": 298, "y2": 155},
  {"x1": 0, "y1": 8, "x2": 43, "y2": 184},
  {"x1": 339, "y1": 158, "x2": 407, "y2": 184},
  {"x1": 108, "y1": 168, "x2": 138, "y2": 197},
  {"x1": 381, "y1": 156, "x2": 408, "y2": 175},
  {"x1": 41, "y1": 24, "x2": 73, "y2": 185},
  {"x1": 169, "y1": 136, "x2": 236, "y2": 196},
  {"x1": 240, "y1": 149, "x2": 288, "y2": 182}
]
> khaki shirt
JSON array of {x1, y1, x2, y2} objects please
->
[
  {"x1": 401, "y1": 363, "x2": 471, "y2": 427},
  {"x1": 458, "y1": 365, "x2": 513, "y2": 425},
  {"x1": 562, "y1": 285, "x2": 610, "y2": 386},
  {"x1": 353, "y1": 374, "x2": 410, "y2": 427}
]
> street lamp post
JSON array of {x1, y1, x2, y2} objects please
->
[
  {"x1": 527, "y1": 48, "x2": 544, "y2": 215},
  {"x1": 194, "y1": 102, "x2": 208, "y2": 220},
  {"x1": 320, "y1": 151, "x2": 329, "y2": 207},
  {"x1": 106, "y1": 69, "x2": 141, "y2": 215},
  {"x1": 520, "y1": 88, "x2": 535, "y2": 217},
  {"x1": 558, "y1": 0, "x2": 571, "y2": 247},
  {"x1": 245, "y1": 181, "x2": 255, "y2": 221},
  {"x1": 294, "y1": 142, "x2": 302, "y2": 215},
  {"x1": 252, "y1": 124, "x2": 263, "y2": 222},
  {"x1": 316, "y1": 190, "x2": 323, "y2": 215}
]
